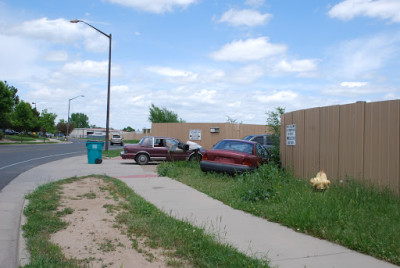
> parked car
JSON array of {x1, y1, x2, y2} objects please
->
[
  {"x1": 5, "y1": 129, "x2": 18, "y2": 135},
  {"x1": 121, "y1": 136, "x2": 204, "y2": 165},
  {"x1": 200, "y1": 139, "x2": 269, "y2": 174},
  {"x1": 243, "y1": 134, "x2": 277, "y2": 150},
  {"x1": 110, "y1": 134, "x2": 123, "y2": 146}
]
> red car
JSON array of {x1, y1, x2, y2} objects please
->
[
  {"x1": 121, "y1": 136, "x2": 204, "y2": 165},
  {"x1": 200, "y1": 139, "x2": 269, "y2": 174}
]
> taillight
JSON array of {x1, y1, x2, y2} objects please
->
[
  {"x1": 202, "y1": 154, "x2": 208, "y2": 160},
  {"x1": 242, "y1": 160, "x2": 253, "y2": 167}
]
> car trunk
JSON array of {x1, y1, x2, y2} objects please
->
[{"x1": 205, "y1": 150, "x2": 255, "y2": 166}]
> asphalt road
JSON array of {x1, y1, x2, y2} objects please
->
[{"x1": 0, "y1": 139, "x2": 93, "y2": 191}]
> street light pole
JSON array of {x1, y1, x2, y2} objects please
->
[
  {"x1": 67, "y1": 95, "x2": 84, "y2": 140},
  {"x1": 70, "y1": 19, "x2": 112, "y2": 151}
]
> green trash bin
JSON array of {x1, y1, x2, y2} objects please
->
[{"x1": 86, "y1": 140, "x2": 104, "y2": 164}]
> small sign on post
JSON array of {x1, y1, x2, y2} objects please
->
[
  {"x1": 189, "y1": 129, "x2": 202, "y2": 140},
  {"x1": 286, "y1": 124, "x2": 296, "y2": 146}
]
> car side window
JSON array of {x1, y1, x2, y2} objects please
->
[
  {"x1": 252, "y1": 136, "x2": 264, "y2": 144},
  {"x1": 154, "y1": 139, "x2": 165, "y2": 147},
  {"x1": 142, "y1": 137, "x2": 153, "y2": 147},
  {"x1": 256, "y1": 143, "x2": 268, "y2": 158}
]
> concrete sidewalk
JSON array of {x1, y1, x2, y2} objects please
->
[{"x1": 0, "y1": 155, "x2": 397, "y2": 268}]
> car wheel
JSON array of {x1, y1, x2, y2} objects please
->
[
  {"x1": 111, "y1": 143, "x2": 113, "y2": 146},
  {"x1": 136, "y1": 154, "x2": 149, "y2": 165},
  {"x1": 189, "y1": 153, "x2": 202, "y2": 162}
]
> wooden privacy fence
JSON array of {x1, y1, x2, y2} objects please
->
[
  {"x1": 151, "y1": 123, "x2": 271, "y2": 149},
  {"x1": 280, "y1": 100, "x2": 400, "y2": 194}
]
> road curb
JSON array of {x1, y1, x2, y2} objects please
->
[{"x1": 18, "y1": 198, "x2": 30, "y2": 266}]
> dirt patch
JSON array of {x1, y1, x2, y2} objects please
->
[{"x1": 50, "y1": 177, "x2": 170, "y2": 268}]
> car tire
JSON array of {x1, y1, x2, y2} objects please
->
[
  {"x1": 136, "y1": 154, "x2": 149, "y2": 165},
  {"x1": 189, "y1": 153, "x2": 202, "y2": 162}
]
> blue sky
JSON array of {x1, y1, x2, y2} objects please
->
[{"x1": 1, "y1": 0, "x2": 399, "y2": 130}]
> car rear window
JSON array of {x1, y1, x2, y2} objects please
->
[{"x1": 214, "y1": 140, "x2": 254, "y2": 154}]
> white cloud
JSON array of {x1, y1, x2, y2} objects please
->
[
  {"x1": 106, "y1": 0, "x2": 197, "y2": 13},
  {"x1": 258, "y1": 90, "x2": 298, "y2": 103},
  {"x1": 340, "y1": 81, "x2": 369, "y2": 87},
  {"x1": 44, "y1": 50, "x2": 68, "y2": 62},
  {"x1": 230, "y1": 65, "x2": 265, "y2": 83},
  {"x1": 6, "y1": 17, "x2": 83, "y2": 43},
  {"x1": 219, "y1": 9, "x2": 272, "y2": 27},
  {"x1": 111, "y1": 85, "x2": 130, "y2": 93},
  {"x1": 210, "y1": 37, "x2": 287, "y2": 62},
  {"x1": 274, "y1": 59, "x2": 318, "y2": 74},
  {"x1": 322, "y1": 83, "x2": 391, "y2": 97},
  {"x1": 2, "y1": 17, "x2": 110, "y2": 53},
  {"x1": 147, "y1": 66, "x2": 196, "y2": 78},
  {"x1": 62, "y1": 60, "x2": 122, "y2": 77},
  {"x1": 327, "y1": 33, "x2": 400, "y2": 79},
  {"x1": 328, "y1": 0, "x2": 400, "y2": 23}
]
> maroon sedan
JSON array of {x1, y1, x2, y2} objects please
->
[
  {"x1": 200, "y1": 139, "x2": 269, "y2": 174},
  {"x1": 121, "y1": 136, "x2": 203, "y2": 165}
]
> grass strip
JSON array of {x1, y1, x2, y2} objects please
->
[
  {"x1": 23, "y1": 175, "x2": 269, "y2": 267},
  {"x1": 102, "y1": 149, "x2": 122, "y2": 158},
  {"x1": 157, "y1": 161, "x2": 400, "y2": 265}
]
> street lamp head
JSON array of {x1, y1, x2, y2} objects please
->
[{"x1": 70, "y1": 19, "x2": 80, "y2": 23}]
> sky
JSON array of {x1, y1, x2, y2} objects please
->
[{"x1": 1, "y1": 0, "x2": 399, "y2": 131}]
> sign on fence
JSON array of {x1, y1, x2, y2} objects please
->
[
  {"x1": 189, "y1": 129, "x2": 202, "y2": 140},
  {"x1": 286, "y1": 124, "x2": 296, "y2": 146}
]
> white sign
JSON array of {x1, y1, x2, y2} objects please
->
[
  {"x1": 286, "y1": 124, "x2": 296, "y2": 146},
  {"x1": 189, "y1": 129, "x2": 202, "y2": 140}
]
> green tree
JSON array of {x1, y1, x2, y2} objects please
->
[
  {"x1": 148, "y1": 104, "x2": 184, "y2": 123},
  {"x1": 56, "y1": 119, "x2": 74, "y2": 136},
  {"x1": 12, "y1": 101, "x2": 36, "y2": 133},
  {"x1": 0, "y1": 81, "x2": 19, "y2": 130},
  {"x1": 70, "y1": 113, "x2": 89, "y2": 128},
  {"x1": 266, "y1": 107, "x2": 285, "y2": 137},
  {"x1": 31, "y1": 107, "x2": 41, "y2": 133},
  {"x1": 266, "y1": 107, "x2": 285, "y2": 165},
  {"x1": 123, "y1": 126, "x2": 135, "y2": 132},
  {"x1": 39, "y1": 109, "x2": 57, "y2": 136}
]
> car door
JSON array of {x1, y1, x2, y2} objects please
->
[
  {"x1": 255, "y1": 143, "x2": 269, "y2": 164},
  {"x1": 149, "y1": 138, "x2": 169, "y2": 161},
  {"x1": 165, "y1": 138, "x2": 188, "y2": 161}
]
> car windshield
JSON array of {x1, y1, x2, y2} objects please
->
[{"x1": 213, "y1": 140, "x2": 254, "y2": 154}]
